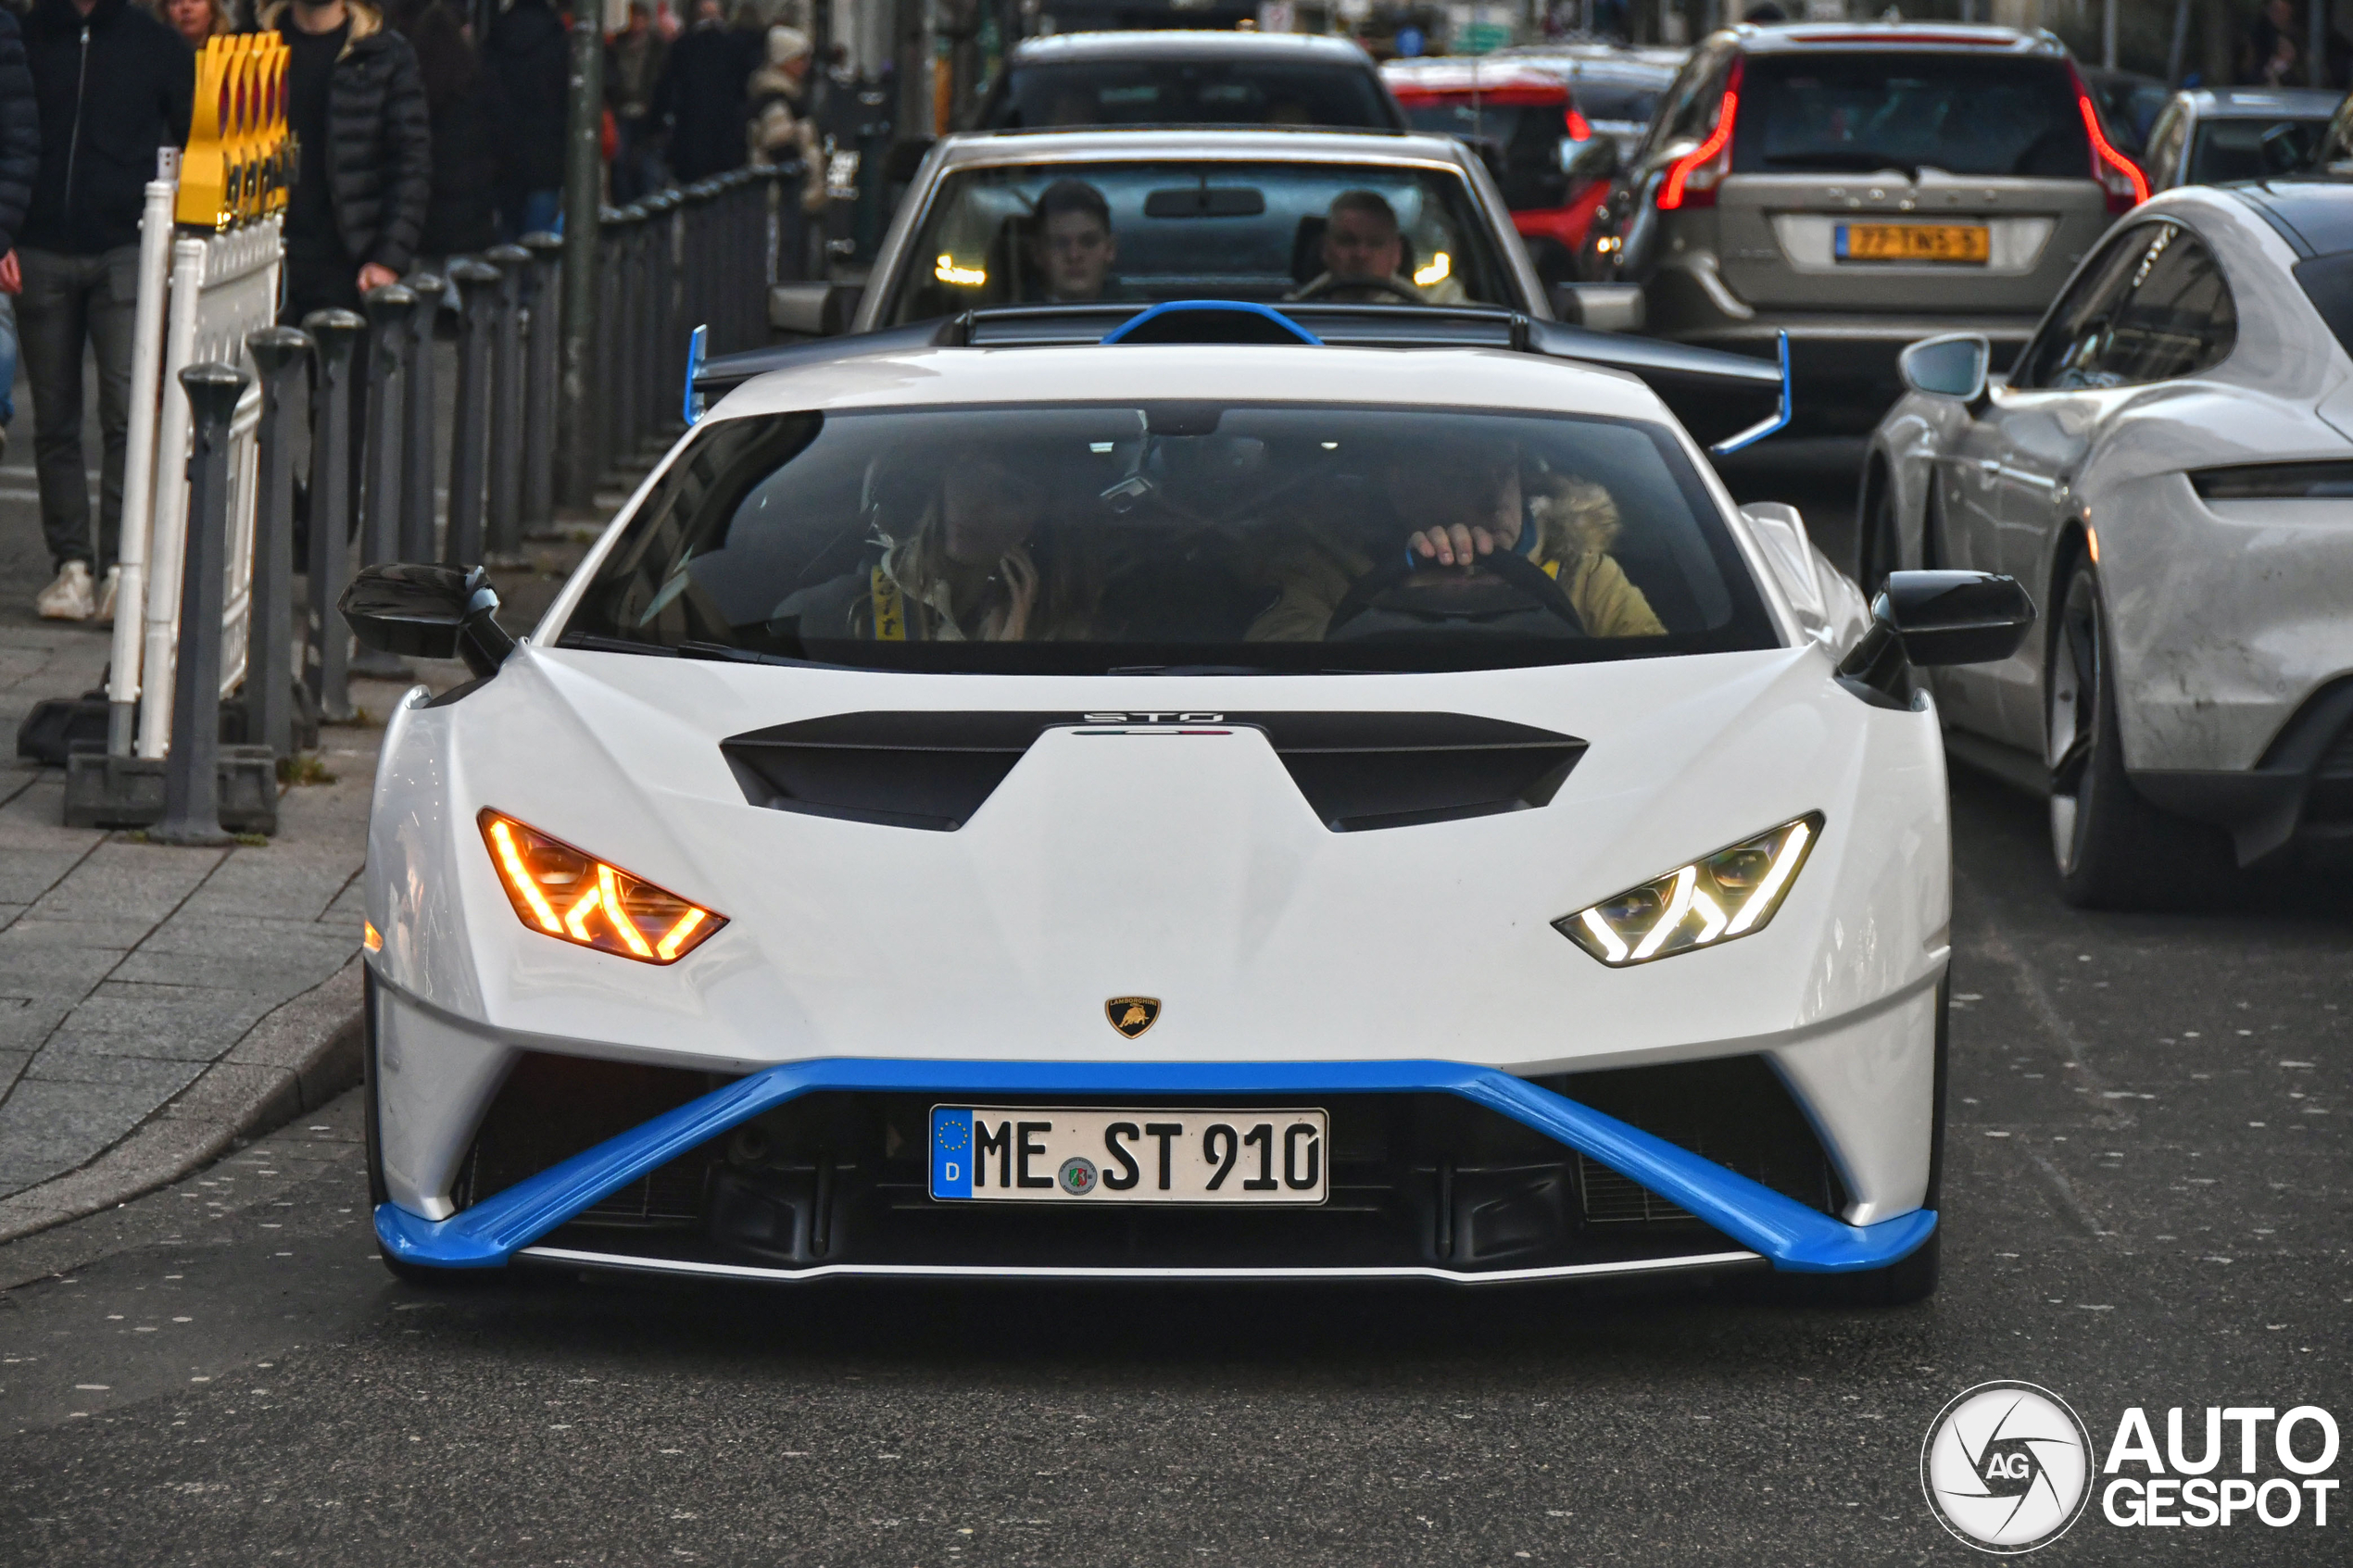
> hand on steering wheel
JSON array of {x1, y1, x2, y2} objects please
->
[{"x1": 1290, "y1": 273, "x2": 1426, "y2": 305}]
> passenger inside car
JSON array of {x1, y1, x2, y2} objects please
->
[
  {"x1": 1246, "y1": 441, "x2": 1664, "y2": 641},
  {"x1": 1290, "y1": 190, "x2": 1468, "y2": 305},
  {"x1": 772, "y1": 448, "x2": 1101, "y2": 642}
]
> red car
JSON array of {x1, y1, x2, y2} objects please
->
[{"x1": 1382, "y1": 58, "x2": 1621, "y2": 284}]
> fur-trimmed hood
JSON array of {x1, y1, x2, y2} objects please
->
[{"x1": 258, "y1": 0, "x2": 385, "y2": 56}]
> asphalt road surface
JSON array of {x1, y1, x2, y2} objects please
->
[{"x1": 2, "y1": 455, "x2": 2346, "y2": 1568}]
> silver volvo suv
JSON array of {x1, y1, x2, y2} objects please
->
[{"x1": 1596, "y1": 23, "x2": 2146, "y2": 434}]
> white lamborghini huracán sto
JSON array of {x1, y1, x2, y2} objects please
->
[{"x1": 344, "y1": 299, "x2": 2032, "y2": 1301}]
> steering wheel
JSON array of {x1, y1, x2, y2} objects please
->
[
  {"x1": 1325, "y1": 548, "x2": 1589, "y2": 640},
  {"x1": 1291, "y1": 273, "x2": 1426, "y2": 305}
]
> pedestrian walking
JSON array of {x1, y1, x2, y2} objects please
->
[
  {"x1": 0, "y1": 10, "x2": 34, "y2": 476},
  {"x1": 153, "y1": 0, "x2": 233, "y2": 51},
  {"x1": 746, "y1": 23, "x2": 823, "y2": 218},
  {"x1": 20, "y1": 0, "x2": 193, "y2": 623},
  {"x1": 481, "y1": 0, "x2": 567, "y2": 241},
  {"x1": 653, "y1": 0, "x2": 750, "y2": 184},
  {"x1": 411, "y1": 0, "x2": 497, "y2": 261},
  {"x1": 606, "y1": 0, "x2": 669, "y2": 204}
]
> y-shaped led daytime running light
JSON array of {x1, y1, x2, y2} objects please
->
[
  {"x1": 479, "y1": 810, "x2": 725, "y2": 965},
  {"x1": 1556, "y1": 813, "x2": 1822, "y2": 967}
]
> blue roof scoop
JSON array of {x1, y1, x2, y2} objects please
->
[{"x1": 1098, "y1": 300, "x2": 1323, "y2": 345}]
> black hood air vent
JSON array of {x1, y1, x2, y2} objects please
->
[{"x1": 719, "y1": 712, "x2": 1585, "y2": 833}]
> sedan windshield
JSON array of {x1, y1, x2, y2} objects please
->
[
  {"x1": 885, "y1": 160, "x2": 1517, "y2": 324},
  {"x1": 559, "y1": 404, "x2": 1777, "y2": 676},
  {"x1": 2190, "y1": 116, "x2": 2328, "y2": 183}
]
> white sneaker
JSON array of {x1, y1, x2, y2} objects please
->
[
  {"x1": 94, "y1": 565, "x2": 120, "y2": 625},
  {"x1": 35, "y1": 560, "x2": 94, "y2": 621}
]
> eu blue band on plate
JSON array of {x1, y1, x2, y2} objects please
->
[{"x1": 932, "y1": 1107, "x2": 974, "y2": 1198}]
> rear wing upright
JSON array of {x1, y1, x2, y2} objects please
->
[{"x1": 692, "y1": 303, "x2": 1789, "y2": 453}]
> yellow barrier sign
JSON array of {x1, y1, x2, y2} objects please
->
[{"x1": 177, "y1": 33, "x2": 294, "y2": 231}]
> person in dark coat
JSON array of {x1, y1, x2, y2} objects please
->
[
  {"x1": 264, "y1": 0, "x2": 431, "y2": 316},
  {"x1": 653, "y1": 0, "x2": 751, "y2": 184},
  {"x1": 482, "y1": 0, "x2": 568, "y2": 240},
  {"x1": 0, "y1": 7, "x2": 37, "y2": 455},
  {"x1": 410, "y1": 0, "x2": 497, "y2": 258},
  {"x1": 264, "y1": 0, "x2": 429, "y2": 526},
  {"x1": 20, "y1": 0, "x2": 191, "y2": 623}
]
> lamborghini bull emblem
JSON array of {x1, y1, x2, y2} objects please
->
[{"x1": 1106, "y1": 997, "x2": 1162, "y2": 1038}]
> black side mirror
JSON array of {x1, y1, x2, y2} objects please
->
[
  {"x1": 340, "y1": 563, "x2": 517, "y2": 681},
  {"x1": 885, "y1": 137, "x2": 935, "y2": 185},
  {"x1": 1836, "y1": 570, "x2": 2036, "y2": 708},
  {"x1": 1566, "y1": 135, "x2": 1621, "y2": 183},
  {"x1": 769, "y1": 280, "x2": 862, "y2": 336}
]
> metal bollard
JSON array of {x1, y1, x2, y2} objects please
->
[
  {"x1": 642, "y1": 194, "x2": 675, "y2": 443},
  {"x1": 399, "y1": 271, "x2": 447, "y2": 562},
  {"x1": 245, "y1": 327, "x2": 312, "y2": 761},
  {"x1": 152, "y1": 363, "x2": 250, "y2": 847},
  {"x1": 613, "y1": 207, "x2": 645, "y2": 460},
  {"x1": 598, "y1": 207, "x2": 628, "y2": 469},
  {"x1": 484, "y1": 243, "x2": 532, "y2": 558},
  {"x1": 444, "y1": 258, "x2": 502, "y2": 566},
  {"x1": 302, "y1": 308, "x2": 363, "y2": 723},
  {"x1": 356, "y1": 282, "x2": 417, "y2": 678},
  {"x1": 520, "y1": 231, "x2": 562, "y2": 533}
]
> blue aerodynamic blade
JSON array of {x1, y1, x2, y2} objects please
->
[{"x1": 375, "y1": 1058, "x2": 1935, "y2": 1275}]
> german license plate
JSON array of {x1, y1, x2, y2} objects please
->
[
  {"x1": 930, "y1": 1107, "x2": 1328, "y2": 1204},
  {"x1": 1835, "y1": 222, "x2": 1991, "y2": 263}
]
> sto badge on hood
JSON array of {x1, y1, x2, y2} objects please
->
[{"x1": 1106, "y1": 997, "x2": 1161, "y2": 1039}]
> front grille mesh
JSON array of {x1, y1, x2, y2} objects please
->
[{"x1": 1574, "y1": 1155, "x2": 1698, "y2": 1224}]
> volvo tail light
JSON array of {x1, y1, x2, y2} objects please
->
[
  {"x1": 1658, "y1": 60, "x2": 1743, "y2": 211},
  {"x1": 2075, "y1": 82, "x2": 2148, "y2": 213}
]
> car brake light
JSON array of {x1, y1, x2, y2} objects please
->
[
  {"x1": 480, "y1": 809, "x2": 725, "y2": 964},
  {"x1": 2076, "y1": 88, "x2": 2148, "y2": 213},
  {"x1": 1659, "y1": 59, "x2": 1743, "y2": 210},
  {"x1": 1565, "y1": 107, "x2": 1594, "y2": 141}
]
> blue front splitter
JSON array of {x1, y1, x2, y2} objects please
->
[{"x1": 375, "y1": 1058, "x2": 1934, "y2": 1274}]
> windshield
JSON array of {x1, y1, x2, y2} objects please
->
[
  {"x1": 1563, "y1": 79, "x2": 1662, "y2": 126},
  {"x1": 886, "y1": 160, "x2": 1517, "y2": 324},
  {"x1": 985, "y1": 58, "x2": 1397, "y2": 131},
  {"x1": 560, "y1": 404, "x2": 1777, "y2": 676},
  {"x1": 1733, "y1": 54, "x2": 2090, "y2": 180},
  {"x1": 1399, "y1": 99, "x2": 1577, "y2": 207},
  {"x1": 2191, "y1": 116, "x2": 2329, "y2": 183}
]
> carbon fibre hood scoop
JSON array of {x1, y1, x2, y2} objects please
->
[{"x1": 720, "y1": 711, "x2": 1585, "y2": 833}]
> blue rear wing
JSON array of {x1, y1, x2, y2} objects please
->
[{"x1": 693, "y1": 302, "x2": 1790, "y2": 454}]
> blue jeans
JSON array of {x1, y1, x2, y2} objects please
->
[
  {"x1": 499, "y1": 187, "x2": 563, "y2": 244},
  {"x1": 0, "y1": 288, "x2": 19, "y2": 427}
]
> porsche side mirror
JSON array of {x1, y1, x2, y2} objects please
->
[
  {"x1": 1898, "y1": 332, "x2": 1991, "y2": 404},
  {"x1": 1835, "y1": 570, "x2": 2035, "y2": 708},
  {"x1": 1551, "y1": 282, "x2": 1645, "y2": 332},
  {"x1": 769, "y1": 281, "x2": 862, "y2": 337},
  {"x1": 341, "y1": 563, "x2": 517, "y2": 681}
]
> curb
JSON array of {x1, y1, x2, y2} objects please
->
[{"x1": 0, "y1": 960, "x2": 365, "y2": 1247}]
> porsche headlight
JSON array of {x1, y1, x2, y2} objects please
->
[
  {"x1": 1555, "y1": 813, "x2": 1821, "y2": 967},
  {"x1": 479, "y1": 810, "x2": 725, "y2": 964}
]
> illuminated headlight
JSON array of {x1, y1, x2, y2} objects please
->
[
  {"x1": 1554, "y1": 813, "x2": 1822, "y2": 967},
  {"x1": 479, "y1": 810, "x2": 725, "y2": 964}
]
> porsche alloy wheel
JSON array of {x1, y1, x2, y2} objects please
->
[{"x1": 2045, "y1": 560, "x2": 2232, "y2": 909}]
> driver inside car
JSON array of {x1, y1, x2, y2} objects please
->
[
  {"x1": 1029, "y1": 179, "x2": 1121, "y2": 303},
  {"x1": 1291, "y1": 189, "x2": 1468, "y2": 305},
  {"x1": 772, "y1": 449, "x2": 1101, "y2": 641},
  {"x1": 1246, "y1": 443, "x2": 1665, "y2": 641}
]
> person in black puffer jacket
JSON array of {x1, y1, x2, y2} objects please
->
[
  {"x1": 20, "y1": 0, "x2": 190, "y2": 623},
  {"x1": 262, "y1": 0, "x2": 430, "y2": 320}
]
